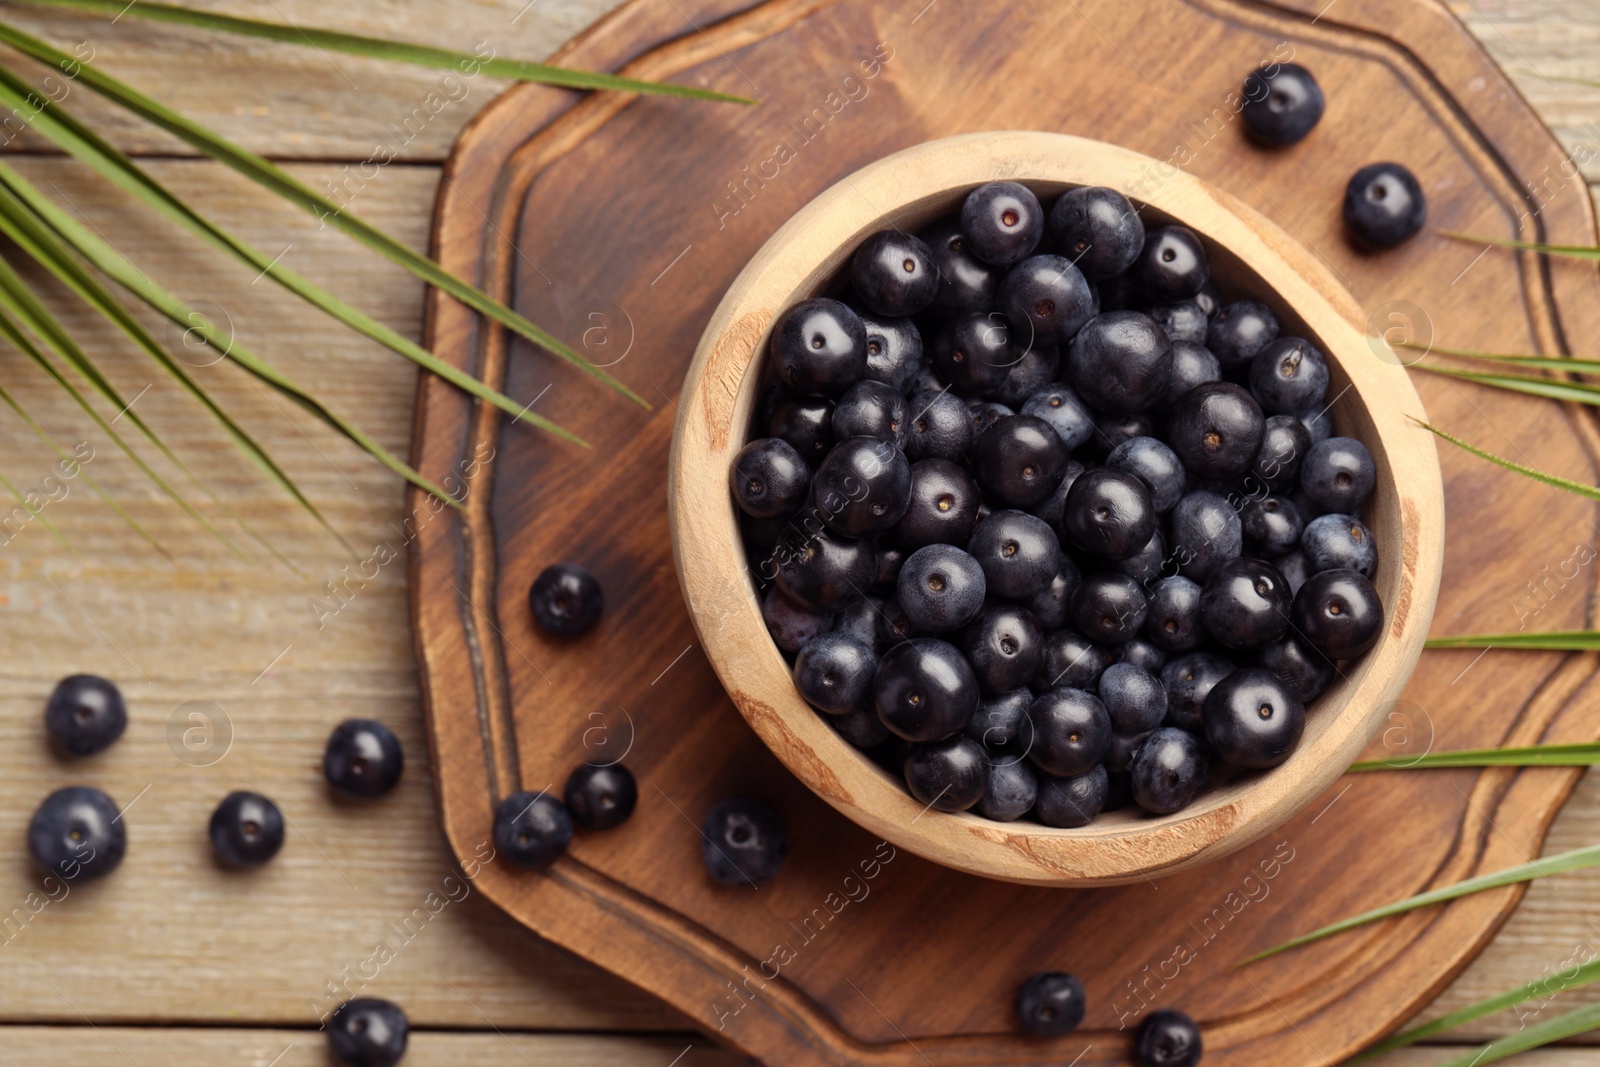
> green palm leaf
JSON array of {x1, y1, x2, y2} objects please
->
[
  {"x1": 1354, "y1": 957, "x2": 1600, "y2": 1060},
  {"x1": 0, "y1": 65, "x2": 589, "y2": 455},
  {"x1": 1442, "y1": 231, "x2": 1600, "y2": 261},
  {"x1": 15, "y1": 0, "x2": 752, "y2": 103},
  {"x1": 1424, "y1": 999, "x2": 1600, "y2": 1067},
  {"x1": 1403, "y1": 341, "x2": 1600, "y2": 375},
  {"x1": 1418, "y1": 363, "x2": 1600, "y2": 407},
  {"x1": 1242, "y1": 842, "x2": 1600, "y2": 963},
  {"x1": 1350, "y1": 742, "x2": 1600, "y2": 770},
  {"x1": 0, "y1": 160, "x2": 465, "y2": 508},
  {"x1": 0, "y1": 19, "x2": 641, "y2": 410},
  {"x1": 0, "y1": 462, "x2": 69, "y2": 549},
  {"x1": 1412, "y1": 418, "x2": 1600, "y2": 502},
  {"x1": 1428, "y1": 630, "x2": 1600, "y2": 650}
]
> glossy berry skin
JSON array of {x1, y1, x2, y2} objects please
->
[
  {"x1": 1066, "y1": 312, "x2": 1174, "y2": 414},
  {"x1": 919, "y1": 218, "x2": 1001, "y2": 316},
  {"x1": 564, "y1": 763, "x2": 638, "y2": 831},
  {"x1": 1203, "y1": 667, "x2": 1305, "y2": 768},
  {"x1": 904, "y1": 735, "x2": 990, "y2": 811},
  {"x1": 1107, "y1": 436, "x2": 1185, "y2": 513},
  {"x1": 1048, "y1": 185, "x2": 1144, "y2": 280},
  {"x1": 28, "y1": 786, "x2": 126, "y2": 880},
  {"x1": 1168, "y1": 490, "x2": 1244, "y2": 583},
  {"x1": 874, "y1": 638, "x2": 980, "y2": 741},
  {"x1": 1113, "y1": 529, "x2": 1168, "y2": 587},
  {"x1": 1021, "y1": 382, "x2": 1096, "y2": 451},
  {"x1": 1136, "y1": 226, "x2": 1209, "y2": 302},
  {"x1": 1301, "y1": 437, "x2": 1376, "y2": 514},
  {"x1": 769, "y1": 396, "x2": 834, "y2": 464},
  {"x1": 961, "y1": 181, "x2": 1044, "y2": 266},
  {"x1": 1344, "y1": 162, "x2": 1427, "y2": 249},
  {"x1": 934, "y1": 312, "x2": 1016, "y2": 397},
  {"x1": 1072, "y1": 572, "x2": 1149, "y2": 644},
  {"x1": 1254, "y1": 637, "x2": 1336, "y2": 704},
  {"x1": 993, "y1": 344, "x2": 1062, "y2": 409},
  {"x1": 860, "y1": 314, "x2": 924, "y2": 393},
  {"x1": 1240, "y1": 496, "x2": 1304, "y2": 557},
  {"x1": 1242, "y1": 62, "x2": 1325, "y2": 146},
  {"x1": 209, "y1": 791, "x2": 285, "y2": 868},
  {"x1": 1035, "y1": 764, "x2": 1109, "y2": 827},
  {"x1": 1035, "y1": 630, "x2": 1111, "y2": 691},
  {"x1": 1276, "y1": 549, "x2": 1312, "y2": 596},
  {"x1": 494, "y1": 790, "x2": 574, "y2": 869},
  {"x1": 1162, "y1": 652, "x2": 1235, "y2": 732},
  {"x1": 833, "y1": 704, "x2": 891, "y2": 749},
  {"x1": 1201, "y1": 558, "x2": 1293, "y2": 652},
  {"x1": 529, "y1": 563, "x2": 604, "y2": 637},
  {"x1": 794, "y1": 632, "x2": 877, "y2": 714},
  {"x1": 1130, "y1": 727, "x2": 1208, "y2": 814},
  {"x1": 1099, "y1": 662, "x2": 1168, "y2": 734},
  {"x1": 967, "y1": 689, "x2": 1034, "y2": 752},
  {"x1": 730, "y1": 438, "x2": 810, "y2": 519},
  {"x1": 967, "y1": 509, "x2": 1062, "y2": 600},
  {"x1": 969, "y1": 400, "x2": 1016, "y2": 439},
  {"x1": 773, "y1": 528, "x2": 877, "y2": 613},
  {"x1": 997, "y1": 255, "x2": 1095, "y2": 346},
  {"x1": 1300, "y1": 406, "x2": 1334, "y2": 444},
  {"x1": 1208, "y1": 300, "x2": 1280, "y2": 376},
  {"x1": 1138, "y1": 300, "x2": 1198, "y2": 350},
  {"x1": 1029, "y1": 688, "x2": 1112, "y2": 777},
  {"x1": 814, "y1": 436, "x2": 911, "y2": 538},
  {"x1": 1116, "y1": 640, "x2": 1169, "y2": 680},
  {"x1": 833, "y1": 596, "x2": 883, "y2": 652},
  {"x1": 1135, "y1": 1009, "x2": 1204, "y2": 1067},
  {"x1": 964, "y1": 606, "x2": 1046, "y2": 693},
  {"x1": 1169, "y1": 382, "x2": 1266, "y2": 480},
  {"x1": 1106, "y1": 729, "x2": 1153, "y2": 774},
  {"x1": 762, "y1": 586, "x2": 833, "y2": 654},
  {"x1": 904, "y1": 390, "x2": 973, "y2": 461},
  {"x1": 328, "y1": 998, "x2": 409, "y2": 1067},
  {"x1": 1016, "y1": 971, "x2": 1087, "y2": 1037},
  {"x1": 324, "y1": 719, "x2": 405, "y2": 798},
  {"x1": 1302, "y1": 513, "x2": 1378, "y2": 577},
  {"x1": 1252, "y1": 414, "x2": 1312, "y2": 492},
  {"x1": 978, "y1": 757, "x2": 1038, "y2": 821},
  {"x1": 894, "y1": 458, "x2": 980, "y2": 551},
  {"x1": 1145, "y1": 576, "x2": 1204, "y2": 652},
  {"x1": 1028, "y1": 562, "x2": 1082, "y2": 630},
  {"x1": 897, "y1": 544, "x2": 987, "y2": 633},
  {"x1": 44, "y1": 674, "x2": 127, "y2": 757},
  {"x1": 771, "y1": 298, "x2": 867, "y2": 396},
  {"x1": 1089, "y1": 410, "x2": 1157, "y2": 457},
  {"x1": 1250, "y1": 337, "x2": 1329, "y2": 415},
  {"x1": 1292, "y1": 568, "x2": 1384, "y2": 659},
  {"x1": 851, "y1": 229, "x2": 938, "y2": 317},
  {"x1": 1160, "y1": 340, "x2": 1223, "y2": 413},
  {"x1": 832, "y1": 380, "x2": 908, "y2": 446},
  {"x1": 1062, "y1": 468, "x2": 1158, "y2": 562},
  {"x1": 973, "y1": 415, "x2": 1068, "y2": 508},
  {"x1": 876, "y1": 596, "x2": 923, "y2": 649},
  {"x1": 701, "y1": 797, "x2": 787, "y2": 885}
]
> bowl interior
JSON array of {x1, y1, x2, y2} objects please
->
[{"x1": 670, "y1": 131, "x2": 1442, "y2": 886}]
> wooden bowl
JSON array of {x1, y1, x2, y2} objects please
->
[{"x1": 668, "y1": 131, "x2": 1444, "y2": 887}]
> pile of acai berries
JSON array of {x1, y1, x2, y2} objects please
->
[{"x1": 731, "y1": 179, "x2": 1385, "y2": 825}]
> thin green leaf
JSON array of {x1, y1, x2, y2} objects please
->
[
  {"x1": 0, "y1": 66, "x2": 589, "y2": 450},
  {"x1": 14, "y1": 0, "x2": 752, "y2": 103},
  {"x1": 1428, "y1": 630, "x2": 1600, "y2": 650},
  {"x1": 1418, "y1": 363, "x2": 1600, "y2": 407},
  {"x1": 0, "y1": 462, "x2": 69, "y2": 549},
  {"x1": 0, "y1": 377, "x2": 161, "y2": 553},
  {"x1": 1350, "y1": 742, "x2": 1600, "y2": 771},
  {"x1": 1412, "y1": 418, "x2": 1600, "y2": 502},
  {"x1": 0, "y1": 253, "x2": 242, "y2": 553},
  {"x1": 0, "y1": 162, "x2": 467, "y2": 508},
  {"x1": 1354, "y1": 957, "x2": 1600, "y2": 1060},
  {"x1": 0, "y1": 20, "x2": 647, "y2": 409},
  {"x1": 1441, "y1": 230, "x2": 1600, "y2": 261},
  {"x1": 1242, "y1": 842, "x2": 1600, "y2": 964},
  {"x1": 1425, "y1": 998, "x2": 1600, "y2": 1067},
  {"x1": 0, "y1": 166, "x2": 338, "y2": 551},
  {"x1": 1401, "y1": 340, "x2": 1600, "y2": 375}
]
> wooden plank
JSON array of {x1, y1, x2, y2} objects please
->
[{"x1": 0, "y1": 1028, "x2": 749, "y2": 1065}]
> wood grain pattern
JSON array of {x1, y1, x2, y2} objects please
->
[
  {"x1": 408, "y1": 0, "x2": 1600, "y2": 1064},
  {"x1": 671, "y1": 130, "x2": 1444, "y2": 887},
  {"x1": 0, "y1": 0, "x2": 1591, "y2": 1057}
]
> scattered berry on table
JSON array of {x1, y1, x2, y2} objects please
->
[
  {"x1": 44, "y1": 673, "x2": 127, "y2": 757},
  {"x1": 1241, "y1": 62, "x2": 1325, "y2": 146},
  {"x1": 324, "y1": 718, "x2": 404, "y2": 798},
  {"x1": 494, "y1": 790, "x2": 574, "y2": 869},
  {"x1": 1016, "y1": 970, "x2": 1087, "y2": 1037},
  {"x1": 564, "y1": 763, "x2": 638, "y2": 831},
  {"x1": 1343, "y1": 162, "x2": 1427, "y2": 249},
  {"x1": 28, "y1": 785, "x2": 126, "y2": 880},
  {"x1": 1135, "y1": 1008, "x2": 1204, "y2": 1067},
  {"x1": 209, "y1": 791, "x2": 285, "y2": 868},
  {"x1": 328, "y1": 997, "x2": 409, "y2": 1067},
  {"x1": 529, "y1": 562, "x2": 604, "y2": 637},
  {"x1": 701, "y1": 796, "x2": 787, "y2": 885}
]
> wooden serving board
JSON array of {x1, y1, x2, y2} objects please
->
[{"x1": 408, "y1": 1, "x2": 1600, "y2": 1064}]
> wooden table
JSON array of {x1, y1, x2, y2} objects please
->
[{"x1": 0, "y1": 0, "x2": 1595, "y2": 1062}]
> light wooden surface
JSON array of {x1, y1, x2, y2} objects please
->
[
  {"x1": 671, "y1": 130, "x2": 1443, "y2": 887},
  {"x1": 0, "y1": 0, "x2": 1590, "y2": 1058}
]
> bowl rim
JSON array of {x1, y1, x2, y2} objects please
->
[{"x1": 668, "y1": 130, "x2": 1444, "y2": 887}]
